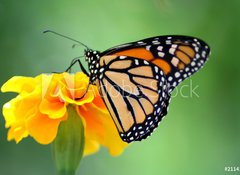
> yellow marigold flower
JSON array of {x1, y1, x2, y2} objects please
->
[{"x1": 1, "y1": 72, "x2": 127, "y2": 156}]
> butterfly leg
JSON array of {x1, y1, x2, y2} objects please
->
[
  {"x1": 65, "y1": 57, "x2": 90, "y2": 76},
  {"x1": 75, "y1": 83, "x2": 90, "y2": 100}
]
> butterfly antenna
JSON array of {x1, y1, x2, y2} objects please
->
[{"x1": 43, "y1": 30, "x2": 89, "y2": 49}]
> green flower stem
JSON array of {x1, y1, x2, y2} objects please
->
[{"x1": 52, "y1": 105, "x2": 85, "y2": 175}]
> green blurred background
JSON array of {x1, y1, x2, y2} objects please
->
[{"x1": 0, "y1": 0, "x2": 239, "y2": 175}]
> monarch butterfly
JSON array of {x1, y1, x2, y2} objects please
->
[{"x1": 44, "y1": 30, "x2": 211, "y2": 143}]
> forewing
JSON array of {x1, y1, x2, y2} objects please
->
[{"x1": 101, "y1": 35, "x2": 211, "y2": 92}]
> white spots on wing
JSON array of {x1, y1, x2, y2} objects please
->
[
  {"x1": 137, "y1": 41, "x2": 144, "y2": 44},
  {"x1": 195, "y1": 47, "x2": 199, "y2": 52},
  {"x1": 202, "y1": 51, "x2": 206, "y2": 58},
  {"x1": 158, "y1": 52, "x2": 165, "y2": 57},
  {"x1": 168, "y1": 76, "x2": 173, "y2": 81},
  {"x1": 154, "y1": 66, "x2": 159, "y2": 73},
  {"x1": 172, "y1": 44, "x2": 177, "y2": 49},
  {"x1": 129, "y1": 137, "x2": 134, "y2": 141},
  {"x1": 167, "y1": 37, "x2": 172, "y2": 39},
  {"x1": 166, "y1": 40, "x2": 172, "y2": 44},
  {"x1": 175, "y1": 72, "x2": 180, "y2": 78},
  {"x1": 161, "y1": 77, "x2": 165, "y2": 82},
  {"x1": 157, "y1": 46, "x2": 163, "y2": 51},
  {"x1": 99, "y1": 68, "x2": 105, "y2": 72},
  {"x1": 192, "y1": 43, "x2": 197, "y2": 47},
  {"x1": 146, "y1": 45, "x2": 151, "y2": 50},
  {"x1": 196, "y1": 53, "x2": 200, "y2": 59},
  {"x1": 191, "y1": 61, "x2": 196, "y2": 66},
  {"x1": 160, "y1": 71, "x2": 163, "y2": 76},
  {"x1": 135, "y1": 59, "x2": 139, "y2": 65},
  {"x1": 171, "y1": 57, "x2": 179, "y2": 67},
  {"x1": 119, "y1": 56, "x2": 127, "y2": 59},
  {"x1": 144, "y1": 60, "x2": 149, "y2": 65},
  {"x1": 152, "y1": 40, "x2": 160, "y2": 45},
  {"x1": 169, "y1": 48, "x2": 176, "y2": 55},
  {"x1": 172, "y1": 82, "x2": 177, "y2": 87},
  {"x1": 127, "y1": 132, "x2": 132, "y2": 137}
]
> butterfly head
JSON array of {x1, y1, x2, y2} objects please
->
[{"x1": 84, "y1": 49, "x2": 101, "y2": 83}]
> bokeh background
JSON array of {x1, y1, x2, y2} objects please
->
[{"x1": 0, "y1": 0, "x2": 239, "y2": 175}]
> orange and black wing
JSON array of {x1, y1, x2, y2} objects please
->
[
  {"x1": 101, "y1": 35, "x2": 211, "y2": 92},
  {"x1": 96, "y1": 56, "x2": 170, "y2": 142}
]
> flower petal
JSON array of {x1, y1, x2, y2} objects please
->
[
  {"x1": 7, "y1": 125, "x2": 28, "y2": 143},
  {"x1": 1, "y1": 76, "x2": 36, "y2": 93},
  {"x1": 39, "y1": 99, "x2": 66, "y2": 119},
  {"x1": 78, "y1": 100, "x2": 128, "y2": 156},
  {"x1": 84, "y1": 139, "x2": 100, "y2": 156},
  {"x1": 27, "y1": 112, "x2": 65, "y2": 144}
]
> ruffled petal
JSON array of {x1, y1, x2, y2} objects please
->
[
  {"x1": 7, "y1": 124, "x2": 28, "y2": 143},
  {"x1": 27, "y1": 112, "x2": 65, "y2": 144},
  {"x1": 1, "y1": 76, "x2": 36, "y2": 93},
  {"x1": 39, "y1": 99, "x2": 66, "y2": 119}
]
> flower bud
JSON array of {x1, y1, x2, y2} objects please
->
[{"x1": 52, "y1": 105, "x2": 84, "y2": 175}]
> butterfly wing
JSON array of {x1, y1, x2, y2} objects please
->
[
  {"x1": 96, "y1": 55, "x2": 170, "y2": 142},
  {"x1": 101, "y1": 35, "x2": 210, "y2": 92}
]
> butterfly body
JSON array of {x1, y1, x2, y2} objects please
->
[{"x1": 83, "y1": 35, "x2": 210, "y2": 143}]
